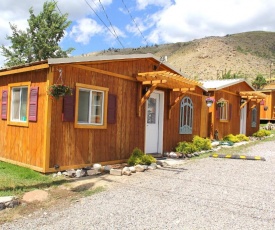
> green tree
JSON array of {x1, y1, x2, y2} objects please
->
[
  {"x1": 1, "y1": 1, "x2": 74, "y2": 67},
  {"x1": 252, "y1": 74, "x2": 267, "y2": 89}
]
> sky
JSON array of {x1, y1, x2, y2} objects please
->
[{"x1": 0, "y1": 0, "x2": 275, "y2": 67}]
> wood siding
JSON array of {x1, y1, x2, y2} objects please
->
[
  {"x1": 163, "y1": 87, "x2": 205, "y2": 152},
  {"x1": 0, "y1": 69, "x2": 48, "y2": 170},
  {"x1": 259, "y1": 91, "x2": 275, "y2": 121},
  {"x1": 209, "y1": 82, "x2": 260, "y2": 139}
]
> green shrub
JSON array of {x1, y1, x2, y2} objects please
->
[
  {"x1": 175, "y1": 141, "x2": 198, "y2": 154},
  {"x1": 127, "y1": 148, "x2": 156, "y2": 166},
  {"x1": 223, "y1": 134, "x2": 239, "y2": 143},
  {"x1": 141, "y1": 155, "x2": 156, "y2": 165},
  {"x1": 236, "y1": 134, "x2": 249, "y2": 142},
  {"x1": 253, "y1": 129, "x2": 271, "y2": 137},
  {"x1": 192, "y1": 135, "x2": 212, "y2": 151}
]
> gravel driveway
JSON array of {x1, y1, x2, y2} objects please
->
[{"x1": 2, "y1": 139, "x2": 275, "y2": 230}]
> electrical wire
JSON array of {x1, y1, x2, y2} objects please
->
[
  {"x1": 121, "y1": 0, "x2": 149, "y2": 46},
  {"x1": 84, "y1": 0, "x2": 124, "y2": 48},
  {"x1": 97, "y1": 0, "x2": 124, "y2": 48}
]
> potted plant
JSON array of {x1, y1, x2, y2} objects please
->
[
  {"x1": 47, "y1": 84, "x2": 73, "y2": 99},
  {"x1": 205, "y1": 97, "x2": 215, "y2": 107},
  {"x1": 217, "y1": 98, "x2": 225, "y2": 107}
]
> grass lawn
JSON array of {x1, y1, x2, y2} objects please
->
[{"x1": 0, "y1": 161, "x2": 66, "y2": 197}]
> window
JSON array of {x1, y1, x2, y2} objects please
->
[
  {"x1": 75, "y1": 83, "x2": 108, "y2": 129},
  {"x1": 11, "y1": 87, "x2": 28, "y2": 122},
  {"x1": 218, "y1": 101, "x2": 229, "y2": 121},
  {"x1": 251, "y1": 107, "x2": 257, "y2": 127},
  {"x1": 179, "y1": 96, "x2": 193, "y2": 134},
  {"x1": 6, "y1": 82, "x2": 34, "y2": 127}
]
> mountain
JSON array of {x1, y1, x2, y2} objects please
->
[{"x1": 84, "y1": 31, "x2": 275, "y2": 83}]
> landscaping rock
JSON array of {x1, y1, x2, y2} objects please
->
[
  {"x1": 157, "y1": 165, "x2": 162, "y2": 169},
  {"x1": 0, "y1": 196, "x2": 19, "y2": 210},
  {"x1": 129, "y1": 166, "x2": 136, "y2": 173},
  {"x1": 122, "y1": 167, "x2": 132, "y2": 176},
  {"x1": 103, "y1": 165, "x2": 112, "y2": 172},
  {"x1": 66, "y1": 169, "x2": 76, "y2": 177},
  {"x1": 87, "y1": 169, "x2": 100, "y2": 176},
  {"x1": 93, "y1": 163, "x2": 102, "y2": 171},
  {"x1": 135, "y1": 164, "x2": 145, "y2": 172},
  {"x1": 169, "y1": 152, "x2": 178, "y2": 158},
  {"x1": 110, "y1": 169, "x2": 122, "y2": 176},
  {"x1": 194, "y1": 152, "x2": 200, "y2": 156},
  {"x1": 22, "y1": 190, "x2": 48, "y2": 203},
  {"x1": 149, "y1": 163, "x2": 157, "y2": 169},
  {"x1": 186, "y1": 154, "x2": 192, "y2": 158}
]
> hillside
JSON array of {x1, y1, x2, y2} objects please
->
[{"x1": 84, "y1": 31, "x2": 275, "y2": 83}]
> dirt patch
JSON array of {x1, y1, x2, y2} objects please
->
[{"x1": 0, "y1": 173, "x2": 123, "y2": 225}]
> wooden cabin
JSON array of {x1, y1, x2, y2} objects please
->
[
  {"x1": 258, "y1": 83, "x2": 275, "y2": 121},
  {"x1": 0, "y1": 54, "x2": 207, "y2": 173},
  {"x1": 202, "y1": 79, "x2": 266, "y2": 139}
]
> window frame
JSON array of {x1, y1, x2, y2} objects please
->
[
  {"x1": 219, "y1": 100, "x2": 229, "y2": 122},
  {"x1": 7, "y1": 82, "x2": 31, "y2": 127},
  {"x1": 179, "y1": 96, "x2": 193, "y2": 134},
  {"x1": 75, "y1": 83, "x2": 108, "y2": 129}
]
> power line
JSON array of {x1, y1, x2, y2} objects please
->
[
  {"x1": 97, "y1": 0, "x2": 124, "y2": 48},
  {"x1": 121, "y1": 0, "x2": 149, "y2": 47},
  {"x1": 84, "y1": 0, "x2": 124, "y2": 48}
]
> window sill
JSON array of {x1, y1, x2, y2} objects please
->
[
  {"x1": 75, "y1": 123, "x2": 107, "y2": 129},
  {"x1": 219, "y1": 120, "x2": 229, "y2": 123},
  {"x1": 7, "y1": 121, "x2": 29, "y2": 127}
]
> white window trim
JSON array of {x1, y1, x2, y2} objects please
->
[{"x1": 179, "y1": 96, "x2": 193, "y2": 134}]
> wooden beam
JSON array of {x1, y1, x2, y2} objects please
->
[
  {"x1": 43, "y1": 67, "x2": 54, "y2": 173},
  {"x1": 0, "y1": 63, "x2": 49, "y2": 76},
  {"x1": 137, "y1": 84, "x2": 158, "y2": 117},
  {"x1": 173, "y1": 87, "x2": 195, "y2": 92},
  {"x1": 70, "y1": 64, "x2": 136, "y2": 82},
  {"x1": 142, "y1": 79, "x2": 167, "y2": 85},
  {"x1": 240, "y1": 99, "x2": 250, "y2": 109},
  {"x1": 168, "y1": 91, "x2": 187, "y2": 119}
]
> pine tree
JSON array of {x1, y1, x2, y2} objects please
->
[{"x1": 1, "y1": 1, "x2": 74, "y2": 67}]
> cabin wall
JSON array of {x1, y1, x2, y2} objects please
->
[
  {"x1": 210, "y1": 82, "x2": 261, "y2": 139},
  {"x1": 212, "y1": 87, "x2": 242, "y2": 139},
  {"x1": 49, "y1": 60, "x2": 161, "y2": 169},
  {"x1": 0, "y1": 70, "x2": 47, "y2": 170},
  {"x1": 163, "y1": 87, "x2": 205, "y2": 152},
  {"x1": 260, "y1": 91, "x2": 275, "y2": 121}
]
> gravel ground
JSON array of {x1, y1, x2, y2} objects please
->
[{"x1": 2, "y1": 139, "x2": 275, "y2": 230}]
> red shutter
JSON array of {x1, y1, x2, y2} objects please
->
[
  {"x1": 29, "y1": 87, "x2": 39, "y2": 122},
  {"x1": 216, "y1": 106, "x2": 220, "y2": 120},
  {"x1": 1, "y1": 90, "x2": 8, "y2": 120},
  {"x1": 107, "y1": 94, "x2": 116, "y2": 124},
  {"x1": 62, "y1": 90, "x2": 75, "y2": 122},
  {"x1": 229, "y1": 103, "x2": 232, "y2": 120}
]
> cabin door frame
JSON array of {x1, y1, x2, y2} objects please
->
[
  {"x1": 145, "y1": 90, "x2": 164, "y2": 154},
  {"x1": 240, "y1": 104, "x2": 247, "y2": 134}
]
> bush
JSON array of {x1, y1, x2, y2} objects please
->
[
  {"x1": 235, "y1": 134, "x2": 249, "y2": 142},
  {"x1": 253, "y1": 130, "x2": 271, "y2": 137},
  {"x1": 192, "y1": 135, "x2": 212, "y2": 151},
  {"x1": 223, "y1": 134, "x2": 239, "y2": 143},
  {"x1": 175, "y1": 141, "x2": 198, "y2": 154},
  {"x1": 127, "y1": 148, "x2": 156, "y2": 166}
]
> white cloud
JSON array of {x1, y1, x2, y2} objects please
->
[
  {"x1": 70, "y1": 18, "x2": 104, "y2": 45},
  {"x1": 144, "y1": 0, "x2": 275, "y2": 44},
  {"x1": 136, "y1": 0, "x2": 172, "y2": 10}
]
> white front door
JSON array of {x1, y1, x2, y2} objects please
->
[
  {"x1": 145, "y1": 91, "x2": 164, "y2": 154},
  {"x1": 240, "y1": 104, "x2": 247, "y2": 134}
]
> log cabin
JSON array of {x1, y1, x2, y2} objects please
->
[
  {"x1": 202, "y1": 79, "x2": 266, "y2": 139},
  {"x1": 0, "y1": 54, "x2": 207, "y2": 173}
]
